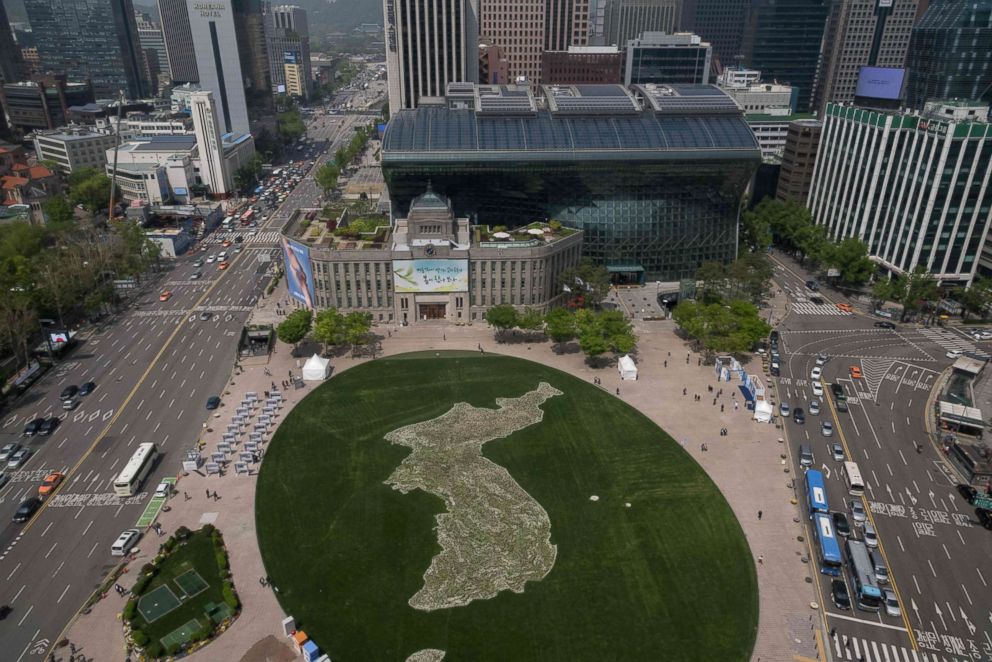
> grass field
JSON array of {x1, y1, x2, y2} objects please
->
[
  {"x1": 256, "y1": 353, "x2": 757, "y2": 661},
  {"x1": 132, "y1": 530, "x2": 227, "y2": 647}
]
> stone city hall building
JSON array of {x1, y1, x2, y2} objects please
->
[{"x1": 282, "y1": 190, "x2": 582, "y2": 324}]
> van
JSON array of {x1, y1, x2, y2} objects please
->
[
  {"x1": 111, "y1": 528, "x2": 141, "y2": 556},
  {"x1": 870, "y1": 549, "x2": 889, "y2": 585},
  {"x1": 799, "y1": 444, "x2": 814, "y2": 468}
]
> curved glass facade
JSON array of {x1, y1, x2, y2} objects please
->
[{"x1": 383, "y1": 158, "x2": 755, "y2": 281}]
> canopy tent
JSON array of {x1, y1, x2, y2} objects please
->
[
  {"x1": 618, "y1": 354, "x2": 637, "y2": 381},
  {"x1": 753, "y1": 400, "x2": 773, "y2": 423},
  {"x1": 302, "y1": 354, "x2": 330, "y2": 381}
]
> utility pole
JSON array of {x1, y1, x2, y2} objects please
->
[{"x1": 106, "y1": 89, "x2": 125, "y2": 221}]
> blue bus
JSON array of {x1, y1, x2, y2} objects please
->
[
  {"x1": 812, "y1": 513, "x2": 842, "y2": 576},
  {"x1": 805, "y1": 469, "x2": 829, "y2": 516}
]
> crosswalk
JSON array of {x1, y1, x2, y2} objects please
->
[
  {"x1": 831, "y1": 635, "x2": 965, "y2": 662},
  {"x1": 208, "y1": 231, "x2": 282, "y2": 245},
  {"x1": 915, "y1": 327, "x2": 989, "y2": 358},
  {"x1": 792, "y1": 301, "x2": 853, "y2": 315}
]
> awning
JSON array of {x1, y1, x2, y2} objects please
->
[{"x1": 938, "y1": 401, "x2": 984, "y2": 428}]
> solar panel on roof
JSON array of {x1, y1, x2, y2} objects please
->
[{"x1": 573, "y1": 85, "x2": 629, "y2": 97}]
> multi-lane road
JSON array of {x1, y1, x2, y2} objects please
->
[
  {"x1": 0, "y1": 99, "x2": 377, "y2": 659},
  {"x1": 771, "y1": 253, "x2": 992, "y2": 662}
]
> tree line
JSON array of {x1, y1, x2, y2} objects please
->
[{"x1": 275, "y1": 308, "x2": 375, "y2": 357}]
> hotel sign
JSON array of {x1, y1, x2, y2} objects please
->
[{"x1": 192, "y1": 2, "x2": 227, "y2": 18}]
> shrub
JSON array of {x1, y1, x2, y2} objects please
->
[
  {"x1": 147, "y1": 640, "x2": 165, "y2": 657},
  {"x1": 215, "y1": 549, "x2": 229, "y2": 571},
  {"x1": 201, "y1": 523, "x2": 216, "y2": 536},
  {"x1": 131, "y1": 575, "x2": 152, "y2": 595},
  {"x1": 122, "y1": 599, "x2": 137, "y2": 621},
  {"x1": 175, "y1": 525, "x2": 190, "y2": 540},
  {"x1": 222, "y1": 583, "x2": 240, "y2": 610},
  {"x1": 131, "y1": 629, "x2": 149, "y2": 646},
  {"x1": 140, "y1": 563, "x2": 156, "y2": 576}
]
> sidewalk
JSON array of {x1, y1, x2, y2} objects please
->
[{"x1": 62, "y1": 280, "x2": 820, "y2": 662}]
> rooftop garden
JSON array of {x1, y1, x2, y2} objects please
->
[{"x1": 475, "y1": 220, "x2": 578, "y2": 244}]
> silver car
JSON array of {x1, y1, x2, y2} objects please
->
[
  {"x1": 883, "y1": 588, "x2": 901, "y2": 617},
  {"x1": 851, "y1": 500, "x2": 867, "y2": 525},
  {"x1": 809, "y1": 400, "x2": 821, "y2": 415},
  {"x1": 7, "y1": 448, "x2": 31, "y2": 469},
  {"x1": 0, "y1": 442, "x2": 20, "y2": 462},
  {"x1": 821, "y1": 421, "x2": 834, "y2": 437}
]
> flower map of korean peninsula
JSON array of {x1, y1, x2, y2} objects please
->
[{"x1": 384, "y1": 382, "x2": 562, "y2": 621}]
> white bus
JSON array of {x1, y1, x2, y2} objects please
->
[
  {"x1": 843, "y1": 461, "x2": 865, "y2": 496},
  {"x1": 114, "y1": 443, "x2": 158, "y2": 496}
]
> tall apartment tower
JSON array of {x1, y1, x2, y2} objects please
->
[
  {"x1": 814, "y1": 0, "x2": 919, "y2": 112},
  {"x1": 809, "y1": 102, "x2": 992, "y2": 285},
  {"x1": 0, "y1": 0, "x2": 26, "y2": 84},
  {"x1": 742, "y1": 0, "x2": 829, "y2": 112},
  {"x1": 23, "y1": 0, "x2": 150, "y2": 99},
  {"x1": 190, "y1": 90, "x2": 232, "y2": 196},
  {"x1": 156, "y1": 0, "x2": 199, "y2": 83},
  {"x1": 185, "y1": 0, "x2": 249, "y2": 134},
  {"x1": 680, "y1": 0, "x2": 750, "y2": 70},
  {"x1": 906, "y1": 0, "x2": 992, "y2": 110},
  {"x1": 264, "y1": 4, "x2": 312, "y2": 98},
  {"x1": 602, "y1": 0, "x2": 680, "y2": 48},
  {"x1": 384, "y1": 0, "x2": 479, "y2": 113}
]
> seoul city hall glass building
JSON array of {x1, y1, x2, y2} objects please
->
[{"x1": 382, "y1": 83, "x2": 760, "y2": 281}]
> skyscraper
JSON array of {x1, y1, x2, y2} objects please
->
[
  {"x1": 190, "y1": 90, "x2": 232, "y2": 196},
  {"x1": 680, "y1": 0, "x2": 750, "y2": 70},
  {"x1": 814, "y1": 0, "x2": 919, "y2": 112},
  {"x1": 23, "y1": 0, "x2": 150, "y2": 99},
  {"x1": 742, "y1": 0, "x2": 829, "y2": 112},
  {"x1": 602, "y1": 0, "x2": 680, "y2": 48},
  {"x1": 384, "y1": 0, "x2": 479, "y2": 113},
  {"x1": 185, "y1": 0, "x2": 249, "y2": 134},
  {"x1": 157, "y1": 0, "x2": 199, "y2": 83},
  {"x1": 135, "y1": 11, "x2": 170, "y2": 91},
  {"x1": 0, "y1": 0, "x2": 26, "y2": 84},
  {"x1": 232, "y1": 0, "x2": 274, "y2": 118},
  {"x1": 906, "y1": 0, "x2": 992, "y2": 109},
  {"x1": 479, "y1": 0, "x2": 544, "y2": 85},
  {"x1": 264, "y1": 4, "x2": 312, "y2": 98},
  {"x1": 545, "y1": 0, "x2": 592, "y2": 50}
]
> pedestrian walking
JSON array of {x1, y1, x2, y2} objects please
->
[
  {"x1": 757, "y1": 510, "x2": 762, "y2": 520},
  {"x1": 720, "y1": 404, "x2": 724, "y2": 412},
  {"x1": 734, "y1": 401, "x2": 739, "y2": 411},
  {"x1": 713, "y1": 398, "x2": 717, "y2": 405},
  {"x1": 206, "y1": 489, "x2": 210, "y2": 499},
  {"x1": 757, "y1": 555, "x2": 763, "y2": 564},
  {"x1": 830, "y1": 628, "x2": 836, "y2": 638},
  {"x1": 698, "y1": 357, "x2": 702, "y2": 366},
  {"x1": 663, "y1": 360, "x2": 667, "y2": 367},
  {"x1": 682, "y1": 387, "x2": 687, "y2": 396},
  {"x1": 686, "y1": 356, "x2": 689, "y2": 364},
  {"x1": 183, "y1": 491, "x2": 189, "y2": 501},
  {"x1": 615, "y1": 387, "x2": 620, "y2": 396},
  {"x1": 667, "y1": 351, "x2": 671, "y2": 357},
  {"x1": 443, "y1": 333, "x2": 446, "y2": 341},
  {"x1": 681, "y1": 438, "x2": 687, "y2": 447}
]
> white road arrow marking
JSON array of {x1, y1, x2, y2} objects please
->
[
  {"x1": 906, "y1": 487, "x2": 918, "y2": 505},
  {"x1": 935, "y1": 602, "x2": 947, "y2": 630},
  {"x1": 821, "y1": 464, "x2": 831, "y2": 479},
  {"x1": 911, "y1": 599, "x2": 921, "y2": 626},
  {"x1": 961, "y1": 607, "x2": 976, "y2": 636},
  {"x1": 929, "y1": 489, "x2": 937, "y2": 508}
]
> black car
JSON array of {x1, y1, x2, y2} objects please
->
[
  {"x1": 234, "y1": 235, "x2": 245, "y2": 243},
  {"x1": 805, "y1": 280, "x2": 819, "y2": 291},
  {"x1": 874, "y1": 321, "x2": 897, "y2": 329},
  {"x1": 831, "y1": 579, "x2": 851, "y2": 610},
  {"x1": 810, "y1": 296, "x2": 825, "y2": 305},
  {"x1": 78, "y1": 381, "x2": 96, "y2": 396},
  {"x1": 769, "y1": 330, "x2": 779, "y2": 343},
  {"x1": 832, "y1": 511, "x2": 851, "y2": 537},
  {"x1": 957, "y1": 484, "x2": 977, "y2": 504},
  {"x1": 23, "y1": 417, "x2": 45, "y2": 436},
  {"x1": 59, "y1": 384, "x2": 79, "y2": 400},
  {"x1": 39, "y1": 416, "x2": 59, "y2": 436},
  {"x1": 978, "y1": 509, "x2": 992, "y2": 531},
  {"x1": 12, "y1": 497, "x2": 42, "y2": 523},
  {"x1": 206, "y1": 395, "x2": 221, "y2": 410},
  {"x1": 793, "y1": 407, "x2": 805, "y2": 424}
]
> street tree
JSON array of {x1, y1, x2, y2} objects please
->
[
  {"x1": 876, "y1": 267, "x2": 939, "y2": 322},
  {"x1": 559, "y1": 259, "x2": 611, "y2": 307},
  {"x1": 820, "y1": 237, "x2": 874, "y2": 286},
  {"x1": 312, "y1": 308, "x2": 345, "y2": 354},
  {"x1": 485, "y1": 304, "x2": 518, "y2": 340},
  {"x1": 276, "y1": 309, "x2": 313, "y2": 350},
  {"x1": 574, "y1": 309, "x2": 637, "y2": 363},
  {"x1": 315, "y1": 163, "x2": 340, "y2": 195},
  {"x1": 517, "y1": 307, "x2": 545, "y2": 334},
  {"x1": 544, "y1": 307, "x2": 577, "y2": 353},
  {"x1": 959, "y1": 278, "x2": 992, "y2": 320},
  {"x1": 695, "y1": 261, "x2": 727, "y2": 304},
  {"x1": 672, "y1": 299, "x2": 770, "y2": 356},
  {"x1": 739, "y1": 205, "x2": 773, "y2": 253},
  {"x1": 343, "y1": 311, "x2": 373, "y2": 355},
  {"x1": 42, "y1": 195, "x2": 75, "y2": 230}
]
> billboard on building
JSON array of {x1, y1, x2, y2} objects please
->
[
  {"x1": 393, "y1": 259, "x2": 469, "y2": 293},
  {"x1": 282, "y1": 238, "x2": 315, "y2": 309},
  {"x1": 855, "y1": 67, "x2": 905, "y2": 100}
]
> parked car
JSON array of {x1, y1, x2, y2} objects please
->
[
  {"x1": 7, "y1": 448, "x2": 31, "y2": 469},
  {"x1": 874, "y1": 321, "x2": 896, "y2": 329},
  {"x1": 977, "y1": 508, "x2": 992, "y2": 530},
  {"x1": 206, "y1": 395, "x2": 221, "y2": 410},
  {"x1": 821, "y1": 421, "x2": 834, "y2": 437},
  {"x1": 831, "y1": 442, "x2": 845, "y2": 461},
  {"x1": 22, "y1": 418, "x2": 45, "y2": 436},
  {"x1": 863, "y1": 522, "x2": 878, "y2": 547},
  {"x1": 851, "y1": 500, "x2": 867, "y2": 525},
  {"x1": 883, "y1": 588, "x2": 901, "y2": 617},
  {"x1": 831, "y1": 579, "x2": 851, "y2": 611},
  {"x1": 12, "y1": 496, "x2": 41, "y2": 523},
  {"x1": 947, "y1": 350, "x2": 963, "y2": 359},
  {"x1": 0, "y1": 442, "x2": 21, "y2": 462},
  {"x1": 779, "y1": 402, "x2": 790, "y2": 417},
  {"x1": 812, "y1": 382, "x2": 824, "y2": 397},
  {"x1": 111, "y1": 529, "x2": 141, "y2": 556},
  {"x1": 816, "y1": 354, "x2": 829, "y2": 366},
  {"x1": 832, "y1": 511, "x2": 851, "y2": 537},
  {"x1": 957, "y1": 484, "x2": 977, "y2": 503},
  {"x1": 78, "y1": 381, "x2": 96, "y2": 396},
  {"x1": 59, "y1": 384, "x2": 79, "y2": 399}
]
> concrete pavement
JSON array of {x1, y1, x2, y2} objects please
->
[{"x1": 61, "y1": 280, "x2": 820, "y2": 662}]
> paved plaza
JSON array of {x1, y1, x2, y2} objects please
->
[{"x1": 60, "y1": 280, "x2": 820, "y2": 662}]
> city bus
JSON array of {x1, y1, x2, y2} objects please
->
[
  {"x1": 240, "y1": 209, "x2": 255, "y2": 225},
  {"x1": 113, "y1": 442, "x2": 158, "y2": 496},
  {"x1": 843, "y1": 461, "x2": 865, "y2": 496},
  {"x1": 805, "y1": 469, "x2": 829, "y2": 517},
  {"x1": 845, "y1": 539, "x2": 882, "y2": 612},
  {"x1": 812, "y1": 512, "x2": 842, "y2": 576}
]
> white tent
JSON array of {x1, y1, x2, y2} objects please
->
[
  {"x1": 618, "y1": 354, "x2": 637, "y2": 381},
  {"x1": 753, "y1": 400, "x2": 773, "y2": 423},
  {"x1": 302, "y1": 354, "x2": 330, "y2": 381}
]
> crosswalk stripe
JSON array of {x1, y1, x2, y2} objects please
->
[
  {"x1": 791, "y1": 302, "x2": 854, "y2": 315},
  {"x1": 876, "y1": 640, "x2": 887, "y2": 662}
]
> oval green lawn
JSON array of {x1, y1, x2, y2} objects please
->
[{"x1": 256, "y1": 352, "x2": 757, "y2": 661}]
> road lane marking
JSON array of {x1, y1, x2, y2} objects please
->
[
  {"x1": 961, "y1": 584, "x2": 972, "y2": 605},
  {"x1": 927, "y1": 559, "x2": 936, "y2": 577},
  {"x1": 17, "y1": 603, "x2": 33, "y2": 625},
  {"x1": 86, "y1": 542, "x2": 99, "y2": 558},
  {"x1": 57, "y1": 583, "x2": 70, "y2": 603},
  {"x1": 40, "y1": 522, "x2": 53, "y2": 537},
  {"x1": 6, "y1": 562, "x2": 21, "y2": 580},
  {"x1": 52, "y1": 560, "x2": 64, "y2": 577}
]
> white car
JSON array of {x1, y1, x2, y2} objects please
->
[
  {"x1": 816, "y1": 354, "x2": 828, "y2": 366},
  {"x1": 206, "y1": 255, "x2": 216, "y2": 263},
  {"x1": 809, "y1": 399, "x2": 821, "y2": 415},
  {"x1": 863, "y1": 522, "x2": 878, "y2": 548},
  {"x1": 154, "y1": 481, "x2": 171, "y2": 499},
  {"x1": 810, "y1": 366, "x2": 822, "y2": 380},
  {"x1": 883, "y1": 589, "x2": 901, "y2": 617},
  {"x1": 812, "y1": 381, "x2": 823, "y2": 397}
]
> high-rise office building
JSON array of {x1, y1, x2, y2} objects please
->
[
  {"x1": 624, "y1": 32, "x2": 711, "y2": 86},
  {"x1": 479, "y1": 0, "x2": 545, "y2": 86},
  {"x1": 905, "y1": 0, "x2": 992, "y2": 110},
  {"x1": 776, "y1": 119, "x2": 822, "y2": 204},
  {"x1": 185, "y1": 0, "x2": 249, "y2": 134},
  {"x1": 156, "y1": 0, "x2": 199, "y2": 83},
  {"x1": 742, "y1": 0, "x2": 829, "y2": 112},
  {"x1": 809, "y1": 101, "x2": 992, "y2": 286},
  {"x1": 602, "y1": 0, "x2": 680, "y2": 48},
  {"x1": 814, "y1": 0, "x2": 919, "y2": 112},
  {"x1": 384, "y1": 0, "x2": 479, "y2": 113},
  {"x1": 264, "y1": 4, "x2": 312, "y2": 98},
  {"x1": 0, "y1": 0, "x2": 26, "y2": 84},
  {"x1": 545, "y1": 0, "x2": 592, "y2": 50},
  {"x1": 190, "y1": 90, "x2": 232, "y2": 196},
  {"x1": 233, "y1": 0, "x2": 274, "y2": 117},
  {"x1": 542, "y1": 46, "x2": 623, "y2": 84},
  {"x1": 680, "y1": 0, "x2": 750, "y2": 70},
  {"x1": 135, "y1": 11, "x2": 170, "y2": 92},
  {"x1": 23, "y1": 0, "x2": 150, "y2": 99}
]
